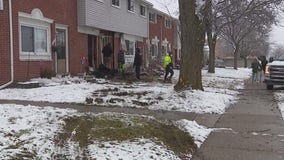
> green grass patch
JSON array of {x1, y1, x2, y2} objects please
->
[{"x1": 55, "y1": 114, "x2": 197, "y2": 158}]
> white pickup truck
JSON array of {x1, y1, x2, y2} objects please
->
[{"x1": 264, "y1": 55, "x2": 284, "y2": 90}]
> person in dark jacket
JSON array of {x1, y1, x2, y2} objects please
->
[
  {"x1": 102, "y1": 43, "x2": 113, "y2": 68},
  {"x1": 258, "y1": 55, "x2": 268, "y2": 82},
  {"x1": 102, "y1": 43, "x2": 113, "y2": 57},
  {"x1": 133, "y1": 48, "x2": 142, "y2": 79}
]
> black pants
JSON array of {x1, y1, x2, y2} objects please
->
[
  {"x1": 164, "y1": 67, "x2": 174, "y2": 81},
  {"x1": 135, "y1": 66, "x2": 141, "y2": 79}
]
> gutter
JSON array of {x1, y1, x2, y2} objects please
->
[{"x1": 0, "y1": 0, "x2": 14, "y2": 89}]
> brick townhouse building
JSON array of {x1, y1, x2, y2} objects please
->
[
  {"x1": 0, "y1": 0, "x2": 179, "y2": 87},
  {"x1": 148, "y1": 7, "x2": 180, "y2": 67}
]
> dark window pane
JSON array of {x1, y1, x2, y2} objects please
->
[
  {"x1": 112, "y1": 0, "x2": 119, "y2": 6},
  {"x1": 128, "y1": 0, "x2": 134, "y2": 11},
  {"x1": 140, "y1": 6, "x2": 145, "y2": 16},
  {"x1": 21, "y1": 26, "x2": 34, "y2": 52},
  {"x1": 56, "y1": 29, "x2": 66, "y2": 59}
]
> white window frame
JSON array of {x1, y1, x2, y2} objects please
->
[
  {"x1": 140, "y1": 5, "x2": 146, "y2": 17},
  {"x1": 127, "y1": 0, "x2": 134, "y2": 13},
  {"x1": 125, "y1": 40, "x2": 135, "y2": 56},
  {"x1": 0, "y1": 0, "x2": 3, "y2": 10},
  {"x1": 151, "y1": 37, "x2": 159, "y2": 57},
  {"x1": 18, "y1": 9, "x2": 53, "y2": 61},
  {"x1": 149, "y1": 12, "x2": 156, "y2": 23},
  {"x1": 112, "y1": 0, "x2": 120, "y2": 8},
  {"x1": 165, "y1": 18, "x2": 171, "y2": 29}
]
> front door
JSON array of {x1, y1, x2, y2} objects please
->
[{"x1": 56, "y1": 27, "x2": 68, "y2": 74}]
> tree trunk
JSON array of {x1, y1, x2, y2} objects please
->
[
  {"x1": 204, "y1": 0, "x2": 216, "y2": 74},
  {"x1": 243, "y1": 56, "x2": 248, "y2": 68},
  {"x1": 208, "y1": 34, "x2": 217, "y2": 73},
  {"x1": 175, "y1": 0, "x2": 205, "y2": 91},
  {"x1": 233, "y1": 46, "x2": 239, "y2": 70}
]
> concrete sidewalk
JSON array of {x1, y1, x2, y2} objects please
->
[{"x1": 192, "y1": 81, "x2": 284, "y2": 160}]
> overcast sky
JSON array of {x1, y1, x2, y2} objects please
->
[
  {"x1": 270, "y1": 18, "x2": 284, "y2": 46},
  {"x1": 147, "y1": 0, "x2": 179, "y2": 17},
  {"x1": 148, "y1": 0, "x2": 284, "y2": 47}
]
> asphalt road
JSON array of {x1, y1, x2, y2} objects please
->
[{"x1": 192, "y1": 81, "x2": 284, "y2": 160}]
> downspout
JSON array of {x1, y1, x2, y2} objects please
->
[
  {"x1": 0, "y1": 0, "x2": 14, "y2": 89},
  {"x1": 160, "y1": 15, "x2": 163, "y2": 65},
  {"x1": 147, "y1": 25, "x2": 150, "y2": 68}
]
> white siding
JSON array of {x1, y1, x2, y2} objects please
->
[
  {"x1": 78, "y1": 0, "x2": 149, "y2": 38},
  {"x1": 0, "y1": 0, "x2": 3, "y2": 10}
]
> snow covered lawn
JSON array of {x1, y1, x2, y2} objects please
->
[
  {"x1": 0, "y1": 104, "x2": 212, "y2": 160},
  {"x1": 0, "y1": 68, "x2": 251, "y2": 114},
  {"x1": 0, "y1": 68, "x2": 251, "y2": 159}
]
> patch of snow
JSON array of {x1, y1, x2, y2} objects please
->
[
  {"x1": 0, "y1": 104, "x2": 77, "y2": 159},
  {"x1": 175, "y1": 120, "x2": 213, "y2": 148}
]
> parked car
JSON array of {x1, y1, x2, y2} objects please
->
[
  {"x1": 264, "y1": 55, "x2": 284, "y2": 90},
  {"x1": 215, "y1": 58, "x2": 226, "y2": 68}
]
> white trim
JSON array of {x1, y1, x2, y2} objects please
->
[
  {"x1": 149, "y1": 12, "x2": 156, "y2": 23},
  {"x1": 123, "y1": 33, "x2": 143, "y2": 42},
  {"x1": 165, "y1": 18, "x2": 171, "y2": 29},
  {"x1": 0, "y1": 0, "x2": 3, "y2": 10},
  {"x1": 18, "y1": 9, "x2": 52, "y2": 61},
  {"x1": 162, "y1": 38, "x2": 169, "y2": 46},
  {"x1": 140, "y1": 5, "x2": 146, "y2": 17},
  {"x1": 111, "y1": 0, "x2": 120, "y2": 8},
  {"x1": 127, "y1": 0, "x2": 135, "y2": 13},
  {"x1": 78, "y1": 26, "x2": 99, "y2": 36},
  {"x1": 151, "y1": 36, "x2": 159, "y2": 45},
  {"x1": 55, "y1": 24, "x2": 69, "y2": 73},
  {"x1": 18, "y1": 8, "x2": 53, "y2": 23}
]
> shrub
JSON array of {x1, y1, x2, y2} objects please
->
[{"x1": 40, "y1": 68, "x2": 55, "y2": 79}]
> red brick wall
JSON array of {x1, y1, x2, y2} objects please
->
[
  {"x1": 0, "y1": 0, "x2": 11, "y2": 85},
  {"x1": 10, "y1": 0, "x2": 87, "y2": 82},
  {"x1": 149, "y1": 14, "x2": 175, "y2": 64}
]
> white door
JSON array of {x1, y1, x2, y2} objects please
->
[{"x1": 55, "y1": 26, "x2": 68, "y2": 74}]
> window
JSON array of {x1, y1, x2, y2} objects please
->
[
  {"x1": 127, "y1": 0, "x2": 134, "y2": 12},
  {"x1": 165, "y1": 18, "x2": 171, "y2": 29},
  {"x1": 0, "y1": 0, "x2": 3, "y2": 10},
  {"x1": 125, "y1": 40, "x2": 134, "y2": 55},
  {"x1": 21, "y1": 26, "x2": 47, "y2": 53},
  {"x1": 149, "y1": 12, "x2": 156, "y2": 23},
  {"x1": 151, "y1": 44, "x2": 158, "y2": 57},
  {"x1": 140, "y1": 5, "x2": 146, "y2": 17},
  {"x1": 102, "y1": 36, "x2": 112, "y2": 48},
  {"x1": 112, "y1": 0, "x2": 120, "y2": 7},
  {"x1": 19, "y1": 9, "x2": 53, "y2": 61},
  {"x1": 19, "y1": 21, "x2": 51, "y2": 61}
]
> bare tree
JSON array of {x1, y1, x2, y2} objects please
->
[
  {"x1": 270, "y1": 44, "x2": 284, "y2": 59},
  {"x1": 206, "y1": 0, "x2": 282, "y2": 71},
  {"x1": 174, "y1": 0, "x2": 206, "y2": 91},
  {"x1": 239, "y1": 31, "x2": 270, "y2": 67}
]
